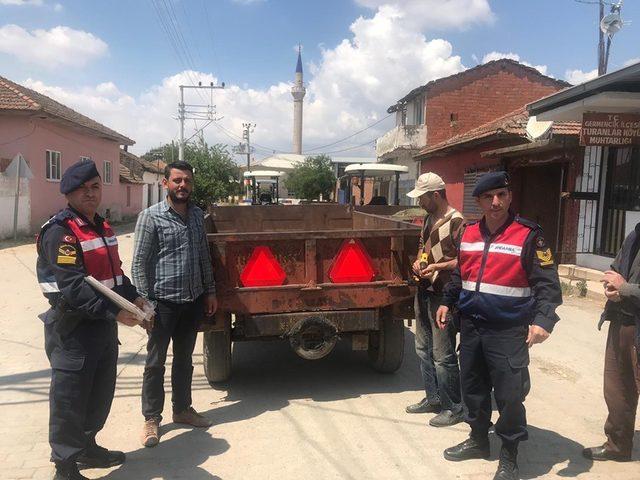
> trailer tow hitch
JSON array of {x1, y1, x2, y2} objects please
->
[{"x1": 287, "y1": 316, "x2": 338, "y2": 360}]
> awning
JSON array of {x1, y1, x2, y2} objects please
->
[{"x1": 344, "y1": 163, "x2": 409, "y2": 177}]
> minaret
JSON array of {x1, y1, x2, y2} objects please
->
[{"x1": 291, "y1": 46, "x2": 306, "y2": 154}]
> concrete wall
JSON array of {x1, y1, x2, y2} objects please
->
[
  {"x1": 0, "y1": 176, "x2": 30, "y2": 238},
  {"x1": 0, "y1": 115, "x2": 128, "y2": 230},
  {"x1": 425, "y1": 64, "x2": 566, "y2": 146}
]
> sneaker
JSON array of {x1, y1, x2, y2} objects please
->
[
  {"x1": 76, "y1": 444, "x2": 125, "y2": 469},
  {"x1": 429, "y1": 409, "x2": 465, "y2": 427},
  {"x1": 172, "y1": 407, "x2": 212, "y2": 428},
  {"x1": 141, "y1": 418, "x2": 160, "y2": 447},
  {"x1": 405, "y1": 397, "x2": 441, "y2": 414},
  {"x1": 53, "y1": 462, "x2": 88, "y2": 480}
]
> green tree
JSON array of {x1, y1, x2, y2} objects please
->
[
  {"x1": 143, "y1": 139, "x2": 241, "y2": 207},
  {"x1": 285, "y1": 155, "x2": 336, "y2": 201}
]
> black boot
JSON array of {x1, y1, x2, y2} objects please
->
[
  {"x1": 444, "y1": 434, "x2": 490, "y2": 461},
  {"x1": 76, "y1": 444, "x2": 125, "y2": 469},
  {"x1": 53, "y1": 462, "x2": 88, "y2": 480},
  {"x1": 493, "y1": 443, "x2": 519, "y2": 480}
]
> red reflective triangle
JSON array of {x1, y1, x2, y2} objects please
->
[
  {"x1": 329, "y1": 238, "x2": 375, "y2": 283},
  {"x1": 240, "y1": 246, "x2": 287, "y2": 287}
]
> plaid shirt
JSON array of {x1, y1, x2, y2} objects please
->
[{"x1": 132, "y1": 199, "x2": 215, "y2": 303}]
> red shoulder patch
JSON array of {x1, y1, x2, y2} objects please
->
[{"x1": 62, "y1": 235, "x2": 76, "y2": 243}]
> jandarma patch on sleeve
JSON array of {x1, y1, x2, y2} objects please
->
[
  {"x1": 57, "y1": 244, "x2": 77, "y2": 265},
  {"x1": 536, "y1": 248, "x2": 554, "y2": 266},
  {"x1": 535, "y1": 236, "x2": 547, "y2": 248},
  {"x1": 58, "y1": 244, "x2": 76, "y2": 257}
]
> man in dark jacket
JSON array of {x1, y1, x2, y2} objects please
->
[
  {"x1": 582, "y1": 223, "x2": 640, "y2": 462},
  {"x1": 36, "y1": 160, "x2": 149, "y2": 480}
]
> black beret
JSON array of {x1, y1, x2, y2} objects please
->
[
  {"x1": 472, "y1": 171, "x2": 510, "y2": 197},
  {"x1": 60, "y1": 160, "x2": 101, "y2": 194}
]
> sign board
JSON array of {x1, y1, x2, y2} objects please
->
[
  {"x1": 580, "y1": 112, "x2": 640, "y2": 147},
  {"x1": 5, "y1": 153, "x2": 33, "y2": 179}
]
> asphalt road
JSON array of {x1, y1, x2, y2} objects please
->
[{"x1": 0, "y1": 225, "x2": 637, "y2": 479}]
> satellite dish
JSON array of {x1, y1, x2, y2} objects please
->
[{"x1": 526, "y1": 116, "x2": 554, "y2": 141}]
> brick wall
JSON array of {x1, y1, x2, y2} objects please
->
[{"x1": 425, "y1": 63, "x2": 566, "y2": 146}]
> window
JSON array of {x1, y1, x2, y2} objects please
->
[
  {"x1": 79, "y1": 156, "x2": 92, "y2": 163},
  {"x1": 103, "y1": 161, "x2": 112, "y2": 184},
  {"x1": 450, "y1": 113, "x2": 459, "y2": 124},
  {"x1": 46, "y1": 150, "x2": 61, "y2": 181},
  {"x1": 412, "y1": 95, "x2": 425, "y2": 125},
  {"x1": 126, "y1": 186, "x2": 131, "y2": 207}
]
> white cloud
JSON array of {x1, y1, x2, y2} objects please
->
[
  {"x1": 19, "y1": 2, "x2": 484, "y2": 156},
  {"x1": 564, "y1": 68, "x2": 598, "y2": 85},
  {"x1": 623, "y1": 58, "x2": 640, "y2": 67},
  {"x1": 53, "y1": 2, "x2": 62, "y2": 11},
  {"x1": 0, "y1": 25, "x2": 108, "y2": 68},
  {"x1": 481, "y1": 51, "x2": 548, "y2": 76},
  {"x1": 354, "y1": 0, "x2": 494, "y2": 30},
  {"x1": 0, "y1": 0, "x2": 43, "y2": 5}
]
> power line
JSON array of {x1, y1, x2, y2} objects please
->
[{"x1": 303, "y1": 113, "x2": 392, "y2": 153}]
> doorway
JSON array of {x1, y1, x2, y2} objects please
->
[{"x1": 511, "y1": 164, "x2": 562, "y2": 253}]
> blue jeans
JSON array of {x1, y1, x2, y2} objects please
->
[{"x1": 414, "y1": 290, "x2": 462, "y2": 413}]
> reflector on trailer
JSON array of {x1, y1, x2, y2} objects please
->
[
  {"x1": 240, "y1": 246, "x2": 287, "y2": 287},
  {"x1": 329, "y1": 238, "x2": 375, "y2": 283}
]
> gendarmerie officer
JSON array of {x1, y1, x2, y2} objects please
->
[
  {"x1": 36, "y1": 160, "x2": 149, "y2": 480},
  {"x1": 435, "y1": 172, "x2": 562, "y2": 480}
]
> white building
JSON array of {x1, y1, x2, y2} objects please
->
[
  {"x1": 375, "y1": 90, "x2": 427, "y2": 205},
  {"x1": 120, "y1": 149, "x2": 165, "y2": 209}
]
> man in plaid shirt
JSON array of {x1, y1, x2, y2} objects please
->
[
  {"x1": 405, "y1": 172, "x2": 465, "y2": 427},
  {"x1": 132, "y1": 161, "x2": 217, "y2": 447}
]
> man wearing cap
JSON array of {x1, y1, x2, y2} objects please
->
[
  {"x1": 405, "y1": 172, "x2": 465, "y2": 427},
  {"x1": 435, "y1": 171, "x2": 562, "y2": 480},
  {"x1": 36, "y1": 160, "x2": 150, "y2": 480}
]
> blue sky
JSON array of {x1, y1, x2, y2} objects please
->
[{"x1": 1, "y1": 0, "x2": 639, "y2": 156}]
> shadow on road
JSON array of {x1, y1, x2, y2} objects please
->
[
  {"x1": 204, "y1": 329, "x2": 423, "y2": 427},
  {"x1": 99, "y1": 429, "x2": 228, "y2": 480},
  {"x1": 515, "y1": 425, "x2": 593, "y2": 478}
]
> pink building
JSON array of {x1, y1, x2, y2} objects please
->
[{"x1": 0, "y1": 75, "x2": 140, "y2": 235}]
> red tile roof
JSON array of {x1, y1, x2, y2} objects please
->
[
  {"x1": 119, "y1": 163, "x2": 144, "y2": 184},
  {"x1": 120, "y1": 149, "x2": 164, "y2": 174},
  {"x1": 0, "y1": 75, "x2": 134, "y2": 145},
  {"x1": 418, "y1": 107, "x2": 581, "y2": 157}
]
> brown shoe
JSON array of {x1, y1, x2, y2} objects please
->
[
  {"x1": 172, "y1": 407, "x2": 212, "y2": 428},
  {"x1": 141, "y1": 418, "x2": 160, "y2": 447}
]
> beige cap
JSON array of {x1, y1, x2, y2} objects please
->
[{"x1": 406, "y1": 172, "x2": 446, "y2": 198}]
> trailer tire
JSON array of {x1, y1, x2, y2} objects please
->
[
  {"x1": 368, "y1": 309, "x2": 404, "y2": 373},
  {"x1": 203, "y1": 328, "x2": 232, "y2": 384}
]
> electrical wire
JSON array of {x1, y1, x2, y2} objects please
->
[{"x1": 303, "y1": 113, "x2": 392, "y2": 152}]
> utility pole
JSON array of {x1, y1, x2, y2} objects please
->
[
  {"x1": 242, "y1": 123, "x2": 256, "y2": 202},
  {"x1": 178, "y1": 81, "x2": 225, "y2": 161},
  {"x1": 598, "y1": 1, "x2": 606, "y2": 75}
]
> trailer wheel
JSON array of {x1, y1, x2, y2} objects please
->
[
  {"x1": 203, "y1": 319, "x2": 232, "y2": 383},
  {"x1": 368, "y1": 309, "x2": 404, "y2": 373}
]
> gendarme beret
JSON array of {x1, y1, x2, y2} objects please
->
[
  {"x1": 60, "y1": 159, "x2": 101, "y2": 194},
  {"x1": 472, "y1": 171, "x2": 510, "y2": 197}
]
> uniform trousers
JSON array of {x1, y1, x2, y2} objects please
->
[
  {"x1": 44, "y1": 317, "x2": 118, "y2": 463},
  {"x1": 459, "y1": 317, "x2": 530, "y2": 444},
  {"x1": 603, "y1": 321, "x2": 640, "y2": 455},
  {"x1": 142, "y1": 297, "x2": 202, "y2": 422}
]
